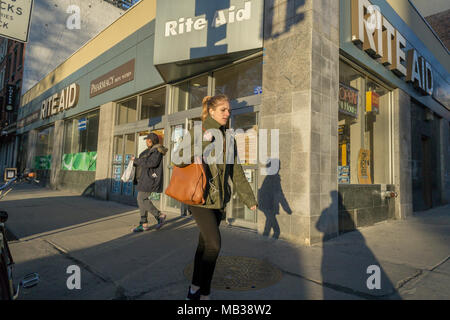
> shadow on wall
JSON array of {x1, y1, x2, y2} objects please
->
[
  {"x1": 190, "y1": 0, "x2": 230, "y2": 59},
  {"x1": 258, "y1": 158, "x2": 292, "y2": 239},
  {"x1": 263, "y1": 0, "x2": 306, "y2": 40},
  {"x1": 189, "y1": 0, "x2": 306, "y2": 59},
  {"x1": 316, "y1": 191, "x2": 402, "y2": 300}
]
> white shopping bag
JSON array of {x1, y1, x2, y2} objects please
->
[{"x1": 121, "y1": 160, "x2": 135, "y2": 182}]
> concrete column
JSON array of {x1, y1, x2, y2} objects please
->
[
  {"x1": 439, "y1": 118, "x2": 449, "y2": 204},
  {"x1": 259, "y1": 0, "x2": 339, "y2": 245},
  {"x1": 26, "y1": 130, "x2": 38, "y2": 170},
  {"x1": 95, "y1": 102, "x2": 115, "y2": 200},
  {"x1": 12, "y1": 135, "x2": 19, "y2": 169},
  {"x1": 50, "y1": 120, "x2": 64, "y2": 190},
  {"x1": 393, "y1": 89, "x2": 413, "y2": 219}
]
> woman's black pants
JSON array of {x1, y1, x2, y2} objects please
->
[{"x1": 189, "y1": 206, "x2": 223, "y2": 296}]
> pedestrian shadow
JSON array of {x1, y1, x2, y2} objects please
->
[
  {"x1": 258, "y1": 159, "x2": 292, "y2": 239},
  {"x1": 316, "y1": 190, "x2": 402, "y2": 300}
]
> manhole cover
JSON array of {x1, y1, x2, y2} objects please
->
[{"x1": 184, "y1": 256, "x2": 283, "y2": 291}]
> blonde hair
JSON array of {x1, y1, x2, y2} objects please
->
[{"x1": 201, "y1": 94, "x2": 229, "y2": 122}]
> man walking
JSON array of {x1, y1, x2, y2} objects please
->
[{"x1": 131, "y1": 132, "x2": 168, "y2": 232}]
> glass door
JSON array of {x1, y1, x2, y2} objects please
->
[
  {"x1": 165, "y1": 122, "x2": 187, "y2": 212},
  {"x1": 228, "y1": 110, "x2": 259, "y2": 225},
  {"x1": 111, "y1": 134, "x2": 136, "y2": 197}
]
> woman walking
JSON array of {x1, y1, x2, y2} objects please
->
[{"x1": 175, "y1": 94, "x2": 257, "y2": 300}]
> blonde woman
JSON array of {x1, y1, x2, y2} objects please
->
[{"x1": 175, "y1": 94, "x2": 257, "y2": 300}]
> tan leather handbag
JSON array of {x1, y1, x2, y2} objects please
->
[{"x1": 165, "y1": 162, "x2": 207, "y2": 205}]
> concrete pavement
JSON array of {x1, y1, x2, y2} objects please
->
[{"x1": 2, "y1": 184, "x2": 449, "y2": 300}]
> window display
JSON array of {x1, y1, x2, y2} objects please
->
[
  {"x1": 141, "y1": 88, "x2": 166, "y2": 120},
  {"x1": 338, "y1": 60, "x2": 391, "y2": 185},
  {"x1": 214, "y1": 57, "x2": 263, "y2": 101},
  {"x1": 172, "y1": 75, "x2": 208, "y2": 113},
  {"x1": 117, "y1": 97, "x2": 137, "y2": 125},
  {"x1": 34, "y1": 126, "x2": 54, "y2": 170},
  {"x1": 62, "y1": 111, "x2": 99, "y2": 171}
]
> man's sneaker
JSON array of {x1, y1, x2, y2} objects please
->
[
  {"x1": 155, "y1": 214, "x2": 167, "y2": 230},
  {"x1": 186, "y1": 286, "x2": 200, "y2": 300},
  {"x1": 132, "y1": 224, "x2": 144, "y2": 233}
]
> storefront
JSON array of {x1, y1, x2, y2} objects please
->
[
  {"x1": 16, "y1": 0, "x2": 449, "y2": 245},
  {"x1": 339, "y1": 0, "x2": 450, "y2": 231}
]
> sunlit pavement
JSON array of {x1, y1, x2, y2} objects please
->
[{"x1": 3, "y1": 184, "x2": 449, "y2": 300}]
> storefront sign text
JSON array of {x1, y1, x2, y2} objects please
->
[
  {"x1": 165, "y1": 1, "x2": 252, "y2": 37},
  {"x1": 339, "y1": 83, "x2": 359, "y2": 118},
  {"x1": 40, "y1": 83, "x2": 80, "y2": 120},
  {"x1": 90, "y1": 59, "x2": 135, "y2": 98},
  {"x1": 351, "y1": 0, "x2": 434, "y2": 96}
]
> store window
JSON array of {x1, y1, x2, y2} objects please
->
[
  {"x1": 112, "y1": 135, "x2": 124, "y2": 194},
  {"x1": 35, "y1": 126, "x2": 54, "y2": 170},
  {"x1": 111, "y1": 130, "x2": 165, "y2": 197},
  {"x1": 141, "y1": 87, "x2": 166, "y2": 120},
  {"x1": 230, "y1": 111, "x2": 258, "y2": 223},
  {"x1": 338, "y1": 60, "x2": 391, "y2": 185},
  {"x1": 62, "y1": 110, "x2": 99, "y2": 171},
  {"x1": 172, "y1": 75, "x2": 208, "y2": 113},
  {"x1": 117, "y1": 97, "x2": 137, "y2": 125},
  {"x1": 214, "y1": 57, "x2": 263, "y2": 101},
  {"x1": 17, "y1": 133, "x2": 28, "y2": 172},
  {"x1": 166, "y1": 123, "x2": 187, "y2": 209}
]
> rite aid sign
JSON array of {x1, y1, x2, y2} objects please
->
[
  {"x1": 40, "y1": 83, "x2": 79, "y2": 120},
  {"x1": 154, "y1": 0, "x2": 263, "y2": 65},
  {"x1": 351, "y1": 0, "x2": 434, "y2": 96}
]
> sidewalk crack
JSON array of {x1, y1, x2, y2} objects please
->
[{"x1": 44, "y1": 239, "x2": 129, "y2": 300}]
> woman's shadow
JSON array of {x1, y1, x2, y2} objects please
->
[
  {"x1": 258, "y1": 159, "x2": 292, "y2": 239},
  {"x1": 316, "y1": 190, "x2": 401, "y2": 299}
]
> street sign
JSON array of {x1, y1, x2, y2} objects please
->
[{"x1": 0, "y1": 0, "x2": 34, "y2": 43}]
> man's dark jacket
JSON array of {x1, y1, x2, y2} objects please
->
[{"x1": 133, "y1": 144, "x2": 168, "y2": 193}]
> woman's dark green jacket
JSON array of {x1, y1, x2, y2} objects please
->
[{"x1": 173, "y1": 116, "x2": 257, "y2": 210}]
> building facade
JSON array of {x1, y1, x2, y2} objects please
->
[
  {"x1": 16, "y1": 0, "x2": 450, "y2": 245},
  {"x1": 0, "y1": 38, "x2": 26, "y2": 179},
  {"x1": 0, "y1": 0, "x2": 126, "y2": 181}
]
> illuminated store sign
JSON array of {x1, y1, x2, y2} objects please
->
[
  {"x1": 40, "y1": 83, "x2": 79, "y2": 119},
  {"x1": 351, "y1": 0, "x2": 434, "y2": 96}
]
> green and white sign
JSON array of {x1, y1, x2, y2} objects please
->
[
  {"x1": 62, "y1": 152, "x2": 97, "y2": 171},
  {"x1": 34, "y1": 155, "x2": 52, "y2": 170}
]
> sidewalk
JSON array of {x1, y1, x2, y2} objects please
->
[{"x1": 2, "y1": 184, "x2": 449, "y2": 300}]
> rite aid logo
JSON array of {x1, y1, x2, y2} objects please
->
[{"x1": 165, "y1": 1, "x2": 252, "y2": 37}]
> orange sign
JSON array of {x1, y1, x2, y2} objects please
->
[{"x1": 366, "y1": 91, "x2": 380, "y2": 114}]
